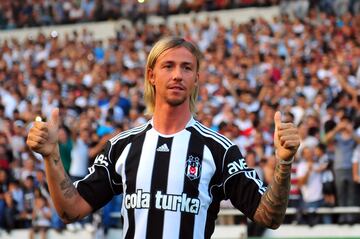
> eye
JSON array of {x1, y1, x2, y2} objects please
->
[{"x1": 184, "y1": 65, "x2": 193, "y2": 71}]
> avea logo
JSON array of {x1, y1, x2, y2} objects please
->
[
  {"x1": 227, "y1": 158, "x2": 248, "y2": 175},
  {"x1": 94, "y1": 154, "x2": 109, "y2": 167}
]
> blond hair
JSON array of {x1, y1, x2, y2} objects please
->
[{"x1": 144, "y1": 37, "x2": 202, "y2": 115}]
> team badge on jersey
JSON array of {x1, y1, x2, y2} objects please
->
[{"x1": 185, "y1": 155, "x2": 201, "y2": 180}]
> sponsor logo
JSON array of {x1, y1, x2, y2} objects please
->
[
  {"x1": 185, "y1": 155, "x2": 201, "y2": 180},
  {"x1": 124, "y1": 189, "x2": 150, "y2": 209},
  {"x1": 124, "y1": 190, "x2": 200, "y2": 214},
  {"x1": 157, "y1": 143, "x2": 170, "y2": 152},
  {"x1": 227, "y1": 158, "x2": 248, "y2": 175},
  {"x1": 94, "y1": 154, "x2": 109, "y2": 167}
]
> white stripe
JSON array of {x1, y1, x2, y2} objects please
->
[
  {"x1": 110, "y1": 122, "x2": 149, "y2": 145},
  {"x1": 162, "y1": 130, "x2": 191, "y2": 239},
  {"x1": 114, "y1": 144, "x2": 131, "y2": 237},
  {"x1": 122, "y1": 195, "x2": 129, "y2": 238},
  {"x1": 74, "y1": 164, "x2": 114, "y2": 193},
  {"x1": 73, "y1": 165, "x2": 96, "y2": 188},
  {"x1": 245, "y1": 170, "x2": 267, "y2": 194},
  {"x1": 194, "y1": 124, "x2": 230, "y2": 149},
  {"x1": 115, "y1": 143, "x2": 131, "y2": 176},
  {"x1": 134, "y1": 129, "x2": 158, "y2": 239},
  {"x1": 192, "y1": 124, "x2": 229, "y2": 149},
  {"x1": 110, "y1": 123, "x2": 148, "y2": 145},
  {"x1": 223, "y1": 170, "x2": 267, "y2": 198},
  {"x1": 194, "y1": 145, "x2": 216, "y2": 239},
  {"x1": 221, "y1": 146, "x2": 235, "y2": 173},
  {"x1": 195, "y1": 122, "x2": 233, "y2": 147}
]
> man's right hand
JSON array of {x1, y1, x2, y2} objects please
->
[{"x1": 26, "y1": 108, "x2": 60, "y2": 157}]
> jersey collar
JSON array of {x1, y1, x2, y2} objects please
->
[{"x1": 149, "y1": 116, "x2": 196, "y2": 129}]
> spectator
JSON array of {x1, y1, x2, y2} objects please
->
[
  {"x1": 58, "y1": 126, "x2": 73, "y2": 174},
  {"x1": 351, "y1": 127, "x2": 360, "y2": 219},
  {"x1": 21, "y1": 175, "x2": 36, "y2": 228},
  {"x1": 314, "y1": 143, "x2": 335, "y2": 224},
  {"x1": 69, "y1": 119, "x2": 90, "y2": 182},
  {"x1": 29, "y1": 194, "x2": 52, "y2": 239},
  {"x1": 315, "y1": 143, "x2": 336, "y2": 209},
  {"x1": 325, "y1": 116, "x2": 360, "y2": 224},
  {"x1": 0, "y1": 168, "x2": 9, "y2": 230},
  {"x1": 297, "y1": 146, "x2": 324, "y2": 226}
]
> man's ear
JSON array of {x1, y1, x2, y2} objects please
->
[
  {"x1": 147, "y1": 68, "x2": 155, "y2": 85},
  {"x1": 195, "y1": 73, "x2": 199, "y2": 86}
]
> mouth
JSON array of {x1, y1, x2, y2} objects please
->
[{"x1": 168, "y1": 85, "x2": 185, "y2": 91}]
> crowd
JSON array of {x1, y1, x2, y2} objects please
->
[
  {"x1": 0, "y1": 0, "x2": 280, "y2": 30},
  {"x1": 1, "y1": 0, "x2": 360, "y2": 237}
]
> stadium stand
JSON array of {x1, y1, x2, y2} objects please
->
[{"x1": 1, "y1": 0, "x2": 360, "y2": 238}]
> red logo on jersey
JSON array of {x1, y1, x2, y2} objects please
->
[{"x1": 185, "y1": 155, "x2": 201, "y2": 180}]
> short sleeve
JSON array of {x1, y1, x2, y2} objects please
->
[
  {"x1": 352, "y1": 146, "x2": 360, "y2": 163},
  {"x1": 75, "y1": 141, "x2": 122, "y2": 211},
  {"x1": 296, "y1": 162, "x2": 307, "y2": 178},
  {"x1": 222, "y1": 145, "x2": 266, "y2": 220}
]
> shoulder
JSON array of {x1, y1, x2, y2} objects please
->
[
  {"x1": 109, "y1": 122, "x2": 151, "y2": 146},
  {"x1": 190, "y1": 120, "x2": 235, "y2": 150}
]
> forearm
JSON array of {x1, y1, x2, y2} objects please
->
[
  {"x1": 253, "y1": 163, "x2": 291, "y2": 229},
  {"x1": 325, "y1": 126, "x2": 340, "y2": 143},
  {"x1": 44, "y1": 146, "x2": 87, "y2": 223},
  {"x1": 353, "y1": 163, "x2": 360, "y2": 182}
]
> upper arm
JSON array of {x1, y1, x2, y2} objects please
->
[
  {"x1": 75, "y1": 141, "x2": 123, "y2": 212},
  {"x1": 222, "y1": 145, "x2": 266, "y2": 220},
  {"x1": 56, "y1": 193, "x2": 94, "y2": 224},
  {"x1": 74, "y1": 194, "x2": 94, "y2": 218}
]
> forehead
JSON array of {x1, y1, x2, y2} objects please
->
[{"x1": 156, "y1": 46, "x2": 196, "y2": 65}]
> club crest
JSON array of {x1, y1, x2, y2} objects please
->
[{"x1": 185, "y1": 155, "x2": 201, "y2": 180}]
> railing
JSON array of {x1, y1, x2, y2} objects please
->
[
  {"x1": 110, "y1": 206, "x2": 360, "y2": 219},
  {"x1": 218, "y1": 206, "x2": 360, "y2": 216}
]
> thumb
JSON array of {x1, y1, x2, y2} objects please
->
[
  {"x1": 274, "y1": 111, "x2": 282, "y2": 140},
  {"x1": 274, "y1": 111, "x2": 282, "y2": 129},
  {"x1": 49, "y1": 108, "x2": 60, "y2": 129}
]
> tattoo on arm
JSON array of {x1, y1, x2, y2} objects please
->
[
  {"x1": 58, "y1": 173, "x2": 81, "y2": 222},
  {"x1": 60, "y1": 173, "x2": 78, "y2": 199},
  {"x1": 49, "y1": 154, "x2": 60, "y2": 166},
  {"x1": 254, "y1": 164, "x2": 291, "y2": 229}
]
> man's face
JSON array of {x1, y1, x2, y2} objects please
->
[{"x1": 148, "y1": 46, "x2": 198, "y2": 109}]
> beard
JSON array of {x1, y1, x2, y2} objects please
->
[{"x1": 165, "y1": 94, "x2": 188, "y2": 107}]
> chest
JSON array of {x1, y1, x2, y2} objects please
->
[{"x1": 115, "y1": 130, "x2": 217, "y2": 197}]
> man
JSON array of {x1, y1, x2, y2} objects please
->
[
  {"x1": 325, "y1": 115, "x2": 359, "y2": 224},
  {"x1": 297, "y1": 146, "x2": 324, "y2": 225},
  {"x1": 26, "y1": 37, "x2": 300, "y2": 238}
]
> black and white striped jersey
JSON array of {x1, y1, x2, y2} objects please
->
[{"x1": 75, "y1": 117, "x2": 267, "y2": 239}]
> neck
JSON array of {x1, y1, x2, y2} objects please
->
[{"x1": 152, "y1": 104, "x2": 192, "y2": 135}]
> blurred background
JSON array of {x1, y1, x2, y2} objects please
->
[{"x1": 1, "y1": 0, "x2": 360, "y2": 238}]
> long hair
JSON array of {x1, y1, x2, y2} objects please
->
[{"x1": 144, "y1": 37, "x2": 202, "y2": 115}]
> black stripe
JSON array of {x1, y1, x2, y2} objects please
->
[
  {"x1": 205, "y1": 172, "x2": 224, "y2": 239},
  {"x1": 146, "y1": 136, "x2": 173, "y2": 239},
  {"x1": 124, "y1": 131, "x2": 147, "y2": 239},
  {"x1": 204, "y1": 197, "x2": 221, "y2": 239},
  {"x1": 179, "y1": 130, "x2": 204, "y2": 239}
]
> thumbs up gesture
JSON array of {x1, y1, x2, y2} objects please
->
[
  {"x1": 273, "y1": 111, "x2": 300, "y2": 162},
  {"x1": 27, "y1": 108, "x2": 60, "y2": 157}
]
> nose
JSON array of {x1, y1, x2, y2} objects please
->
[{"x1": 172, "y1": 66, "x2": 183, "y2": 81}]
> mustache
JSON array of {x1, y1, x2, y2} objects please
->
[{"x1": 167, "y1": 83, "x2": 186, "y2": 90}]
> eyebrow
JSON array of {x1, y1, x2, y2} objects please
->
[{"x1": 160, "y1": 60, "x2": 194, "y2": 66}]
